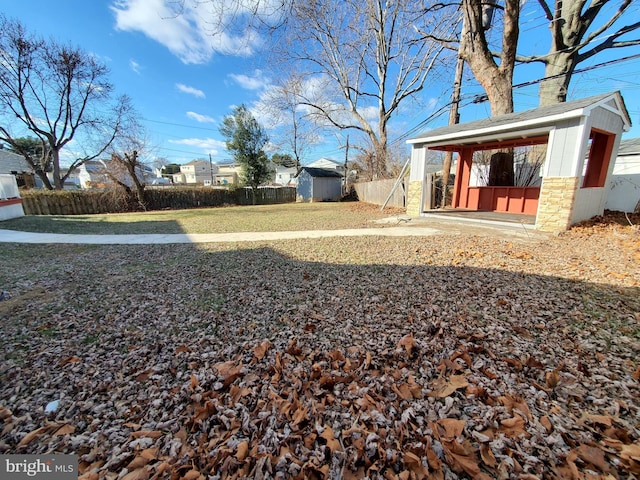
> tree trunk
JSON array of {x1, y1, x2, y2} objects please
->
[
  {"x1": 459, "y1": 0, "x2": 519, "y2": 187},
  {"x1": 459, "y1": 0, "x2": 519, "y2": 117},
  {"x1": 538, "y1": 44, "x2": 580, "y2": 105},
  {"x1": 51, "y1": 149, "x2": 63, "y2": 190},
  {"x1": 488, "y1": 152, "x2": 515, "y2": 186}
]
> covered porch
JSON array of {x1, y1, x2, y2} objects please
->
[{"x1": 406, "y1": 92, "x2": 631, "y2": 231}]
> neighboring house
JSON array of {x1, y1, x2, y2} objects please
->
[
  {"x1": 215, "y1": 162, "x2": 241, "y2": 185},
  {"x1": 296, "y1": 167, "x2": 343, "y2": 202},
  {"x1": 177, "y1": 160, "x2": 216, "y2": 185},
  {"x1": 407, "y1": 91, "x2": 631, "y2": 231},
  {"x1": 606, "y1": 137, "x2": 640, "y2": 212},
  {"x1": 275, "y1": 165, "x2": 299, "y2": 186},
  {"x1": 0, "y1": 149, "x2": 36, "y2": 188},
  {"x1": 78, "y1": 161, "x2": 110, "y2": 188},
  {"x1": 77, "y1": 159, "x2": 153, "y2": 189}
]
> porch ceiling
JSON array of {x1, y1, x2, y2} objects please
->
[{"x1": 430, "y1": 133, "x2": 550, "y2": 152}]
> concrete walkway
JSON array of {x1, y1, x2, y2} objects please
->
[
  {"x1": 0, "y1": 215, "x2": 545, "y2": 244},
  {"x1": 0, "y1": 226, "x2": 446, "y2": 244}
]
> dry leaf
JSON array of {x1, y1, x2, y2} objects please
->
[
  {"x1": 127, "y1": 456, "x2": 150, "y2": 471},
  {"x1": 189, "y1": 374, "x2": 199, "y2": 392},
  {"x1": 545, "y1": 369, "x2": 560, "y2": 389},
  {"x1": 480, "y1": 444, "x2": 497, "y2": 467},
  {"x1": 436, "y1": 418, "x2": 465, "y2": 439},
  {"x1": 18, "y1": 425, "x2": 51, "y2": 447},
  {"x1": 59, "y1": 356, "x2": 80, "y2": 366},
  {"x1": 397, "y1": 333, "x2": 417, "y2": 356},
  {"x1": 130, "y1": 430, "x2": 163, "y2": 439},
  {"x1": 575, "y1": 444, "x2": 613, "y2": 473},
  {"x1": 431, "y1": 375, "x2": 469, "y2": 398},
  {"x1": 236, "y1": 440, "x2": 249, "y2": 461},
  {"x1": 540, "y1": 416, "x2": 552, "y2": 432},
  {"x1": 320, "y1": 425, "x2": 342, "y2": 453},
  {"x1": 53, "y1": 424, "x2": 75, "y2": 436},
  {"x1": 499, "y1": 415, "x2": 527, "y2": 438},
  {"x1": 121, "y1": 468, "x2": 149, "y2": 480},
  {"x1": 181, "y1": 469, "x2": 203, "y2": 480},
  {"x1": 252, "y1": 340, "x2": 272, "y2": 361},
  {"x1": 498, "y1": 395, "x2": 532, "y2": 421},
  {"x1": 403, "y1": 451, "x2": 429, "y2": 479}
]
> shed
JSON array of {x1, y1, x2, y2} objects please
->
[
  {"x1": 296, "y1": 167, "x2": 343, "y2": 202},
  {"x1": 606, "y1": 138, "x2": 640, "y2": 213},
  {"x1": 407, "y1": 92, "x2": 631, "y2": 231}
]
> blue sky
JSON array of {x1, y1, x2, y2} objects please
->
[{"x1": 2, "y1": 0, "x2": 639, "y2": 166}]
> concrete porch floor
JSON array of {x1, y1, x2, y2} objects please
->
[{"x1": 420, "y1": 209, "x2": 536, "y2": 226}]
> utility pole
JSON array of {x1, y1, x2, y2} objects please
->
[
  {"x1": 343, "y1": 135, "x2": 349, "y2": 195},
  {"x1": 209, "y1": 153, "x2": 214, "y2": 186}
]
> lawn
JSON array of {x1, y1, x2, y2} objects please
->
[
  {"x1": 0, "y1": 215, "x2": 638, "y2": 479},
  {"x1": 0, "y1": 202, "x2": 403, "y2": 235}
]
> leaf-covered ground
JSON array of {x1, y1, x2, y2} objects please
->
[{"x1": 0, "y1": 216, "x2": 638, "y2": 479}]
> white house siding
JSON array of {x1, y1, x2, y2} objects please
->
[
  {"x1": 606, "y1": 153, "x2": 640, "y2": 212},
  {"x1": 275, "y1": 166, "x2": 298, "y2": 186}
]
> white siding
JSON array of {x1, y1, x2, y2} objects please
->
[
  {"x1": 573, "y1": 187, "x2": 607, "y2": 223},
  {"x1": 409, "y1": 146, "x2": 426, "y2": 182},
  {"x1": 606, "y1": 154, "x2": 640, "y2": 212},
  {"x1": 544, "y1": 118, "x2": 587, "y2": 177}
]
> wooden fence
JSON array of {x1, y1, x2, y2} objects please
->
[
  {"x1": 353, "y1": 179, "x2": 405, "y2": 208},
  {"x1": 21, "y1": 187, "x2": 296, "y2": 215}
]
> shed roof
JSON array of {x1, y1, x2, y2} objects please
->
[
  {"x1": 408, "y1": 92, "x2": 631, "y2": 149},
  {"x1": 618, "y1": 138, "x2": 640, "y2": 156},
  {"x1": 0, "y1": 149, "x2": 32, "y2": 174},
  {"x1": 301, "y1": 167, "x2": 343, "y2": 178}
]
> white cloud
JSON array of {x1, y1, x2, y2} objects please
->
[
  {"x1": 176, "y1": 83, "x2": 205, "y2": 98},
  {"x1": 228, "y1": 69, "x2": 271, "y2": 91},
  {"x1": 169, "y1": 137, "x2": 226, "y2": 155},
  {"x1": 129, "y1": 59, "x2": 142, "y2": 74},
  {"x1": 110, "y1": 0, "x2": 266, "y2": 64},
  {"x1": 186, "y1": 111, "x2": 216, "y2": 123}
]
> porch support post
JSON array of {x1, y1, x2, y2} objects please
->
[{"x1": 452, "y1": 148, "x2": 473, "y2": 209}]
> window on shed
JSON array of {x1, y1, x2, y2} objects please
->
[{"x1": 582, "y1": 130, "x2": 615, "y2": 188}]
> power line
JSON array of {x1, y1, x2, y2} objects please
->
[
  {"x1": 142, "y1": 117, "x2": 218, "y2": 132},
  {"x1": 513, "y1": 52, "x2": 640, "y2": 90},
  {"x1": 388, "y1": 52, "x2": 640, "y2": 147}
]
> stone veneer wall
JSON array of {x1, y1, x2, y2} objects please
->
[
  {"x1": 405, "y1": 181, "x2": 423, "y2": 217},
  {"x1": 536, "y1": 176, "x2": 579, "y2": 232}
]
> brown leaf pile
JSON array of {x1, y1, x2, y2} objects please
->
[{"x1": 0, "y1": 216, "x2": 638, "y2": 479}]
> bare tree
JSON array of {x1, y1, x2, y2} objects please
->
[
  {"x1": 258, "y1": 75, "x2": 320, "y2": 172},
  {"x1": 102, "y1": 116, "x2": 152, "y2": 209},
  {"x1": 270, "y1": 0, "x2": 447, "y2": 178},
  {"x1": 0, "y1": 16, "x2": 131, "y2": 190},
  {"x1": 520, "y1": 0, "x2": 640, "y2": 106}
]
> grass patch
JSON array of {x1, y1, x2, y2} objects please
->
[{"x1": 0, "y1": 202, "x2": 401, "y2": 235}]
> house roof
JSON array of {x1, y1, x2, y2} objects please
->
[
  {"x1": 618, "y1": 138, "x2": 640, "y2": 156},
  {"x1": 307, "y1": 158, "x2": 344, "y2": 168},
  {"x1": 408, "y1": 91, "x2": 631, "y2": 149},
  {"x1": 301, "y1": 167, "x2": 343, "y2": 178},
  {"x1": 0, "y1": 149, "x2": 32, "y2": 174}
]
